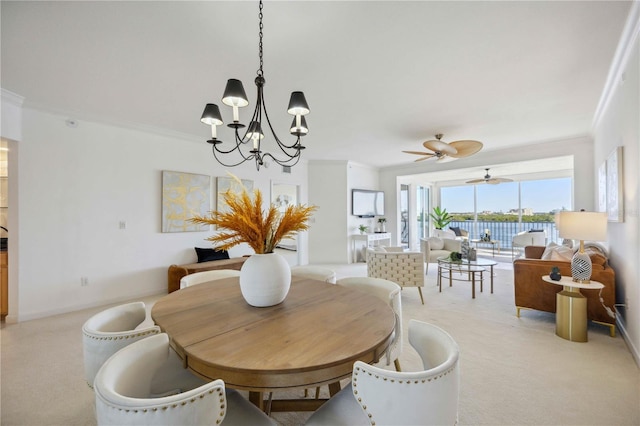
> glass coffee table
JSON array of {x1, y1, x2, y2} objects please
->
[{"x1": 437, "y1": 257, "x2": 498, "y2": 298}]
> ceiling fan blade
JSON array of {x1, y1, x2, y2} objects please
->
[
  {"x1": 402, "y1": 150, "x2": 433, "y2": 156},
  {"x1": 448, "y1": 140, "x2": 483, "y2": 158},
  {"x1": 423, "y1": 140, "x2": 457, "y2": 155},
  {"x1": 466, "y1": 178, "x2": 486, "y2": 184},
  {"x1": 414, "y1": 156, "x2": 433, "y2": 162},
  {"x1": 493, "y1": 177, "x2": 514, "y2": 183},
  {"x1": 486, "y1": 179, "x2": 502, "y2": 185}
]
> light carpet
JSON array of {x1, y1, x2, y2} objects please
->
[{"x1": 1, "y1": 253, "x2": 638, "y2": 425}]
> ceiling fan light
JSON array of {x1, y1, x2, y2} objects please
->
[{"x1": 437, "y1": 155, "x2": 458, "y2": 163}]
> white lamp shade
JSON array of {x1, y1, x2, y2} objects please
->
[{"x1": 557, "y1": 211, "x2": 607, "y2": 242}]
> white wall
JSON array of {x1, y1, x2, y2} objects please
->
[
  {"x1": 592, "y1": 4, "x2": 639, "y2": 365},
  {"x1": 307, "y1": 160, "x2": 348, "y2": 263},
  {"x1": 14, "y1": 107, "x2": 308, "y2": 321}
]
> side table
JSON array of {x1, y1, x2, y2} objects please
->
[
  {"x1": 542, "y1": 276, "x2": 604, "y2": 342},
  {"x1": 470, "y1": 239, "x2": 501, "y2": 257}
]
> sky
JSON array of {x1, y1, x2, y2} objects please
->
[{"x1": 441, "y1": 177, "x2": 572, "y2": 214}]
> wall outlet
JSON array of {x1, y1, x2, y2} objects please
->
[
  {"x1": 119, "y1": 221, "x2": 127, "y2": 230},
  {"x1": 81, "y1": 276, "x2": 89, "y2": 286}
]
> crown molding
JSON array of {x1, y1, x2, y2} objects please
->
[
  {"x1": 592, "y1": 1, "x2": 640, "y2": 128},
  {"x1": 1, "y1": 88, "x2": 25, "y2": 107}
]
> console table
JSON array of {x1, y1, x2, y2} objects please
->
[
  {"x1": 470, "y1": 239, "x2": 501, "y2": 257},
  {"x1": 351, "y1": 232, "x2": 391, "y2": 263}
]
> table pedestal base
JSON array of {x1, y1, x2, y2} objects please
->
[{"x1": 556, "y1": 289, "x2": 588, "y2": 342}]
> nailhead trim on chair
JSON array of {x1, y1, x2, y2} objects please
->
[
  {"x1": 83, "y1": 329, "x2": 160, "y2": 340},
  {"x1": 352, "y1": 364, "x2": 458, "y2": 425},
  {"x1": 99, "y1": 387, "x2": 226, "y2": 419}
]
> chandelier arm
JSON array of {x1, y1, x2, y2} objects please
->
[
  {"x1": 211, "y1": 145, "x2": 254, "y2": 168},
  {"x1": 259, "y1": 95, "x2": 304, "y2": 154},
  {"x1": 262, "y1": 151, "x2": 302, "y2": 167},
  {"x1": 200, "y1": 0, "x2": 308, "y2": 171}
]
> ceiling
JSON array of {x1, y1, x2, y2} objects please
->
[{"x1": 0, "y1": 1, "x2": 632, "y2": 173}]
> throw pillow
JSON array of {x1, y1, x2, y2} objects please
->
[
  {"x1": 549, "y1": 245, "x2": 573, "y2": 262},
  {"x1": 540, "y1": 242, "x2": 559, "y2": 260},
  {"x1": 449, "y1": 226, "x2": 462, "y2": 236},
  {"x1": 541, "y1": 243, "x2": 574, "y2": 262},
  {"x1": 428, "y1": 237, "x2": 444, "y2": 250},
  {"x1": 195, "y1": 247, "x2": 230, "y2": 263}
]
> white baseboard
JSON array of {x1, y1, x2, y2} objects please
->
[{"x1": 616, "y1": 316, "x2": 640, "y2": 368}]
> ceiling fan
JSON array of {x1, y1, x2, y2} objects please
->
[
  {"x1": 466, "y1": 168, "x2": 514, "y2": 185},
  {"x1": 402, "y1": 134, "x2": 483, "y2": 163}
]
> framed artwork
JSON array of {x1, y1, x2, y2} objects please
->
[
  {"x1": 217, "y1": 176, "x2": 253, "y2": 212},
  {"x1": 606, "y1": 146, "x2": 624, "y2": 222},
  {"x1": 598, "y1": 161, "x2": 607, "y2": 213},
  {"x1": 271, "y1": 182, "x2": 299, "y2": 251},
  {"x1": 162, "y1": 171, "x2": 211, "y2": 233}
]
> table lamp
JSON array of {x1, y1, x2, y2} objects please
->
[{"x1": 557, "y1": 211, "x2": 607, "y2": 283}]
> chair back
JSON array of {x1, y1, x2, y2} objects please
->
[
  {"x1": 367, "y1": 251, "x2": 424, "y2": 288},
  {"x1": 179, "y1": 269, "x2": 241, "y2": 289},
  {"x1": 82, "y1": 302, "x2": 160, "y2": 388},
  {"x1": 336, "y1": 277, "x2": 402, "y2": 365},
  {"x1": 94, "y1": 333, "x2": 227, "y2": 426},
  {"x1": 512, "y1": 230, "x2": 547, "y2": 247},
  {"x1": 351, "y1": 319, "x2": 460, "y2": 425},
  {"x1": 291, "y1": 265, "x2": 337, "y2": 284}
]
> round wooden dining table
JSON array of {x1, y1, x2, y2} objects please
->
[{"x1": 151, "y1": 275, "x2": 395, "y2": 412}]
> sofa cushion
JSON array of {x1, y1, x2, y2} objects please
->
[
  {"x1": 195, "y1": 247, "x2": 230, "y2": 263},
  {"x1": 585, "y1": 247, "x2": 607, "y2": 269},
  {"x1": 428, "y1": 237, "x2": 444, "y2": 250}
]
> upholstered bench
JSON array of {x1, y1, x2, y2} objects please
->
[{"x1": 167, "y1": 248, "x2": 249, "y2": 293}]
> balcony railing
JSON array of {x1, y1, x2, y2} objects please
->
[{"x1": 447, "y1": 220, "x2": 558, "y2": 249}]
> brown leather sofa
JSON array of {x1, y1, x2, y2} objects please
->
[
  {"x1": 513, "y1": 245, "x2": 616, "y2": 336},
  {"x1": 167, "y1": 257, "x2": 248, "y2": 293}
]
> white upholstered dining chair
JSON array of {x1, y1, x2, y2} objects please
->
[
  {"x1": 304, "y1": 320, "x2": 460, "y2": 426},
  {"x1": 94, "y1": 333, "x2": 276, "y2": 426},
  {"x1": 336, "y1": 277, "x2": 403, "y2": 371},
  {"x1": 291, "y1": 265, "x2": 337, "y2": 283},
  {"x1": 179, "y1": 269, "x2": 241, "y2": 289},
  {"x1": 82, "y1": 302, "x2": 160, "y2": 388}
]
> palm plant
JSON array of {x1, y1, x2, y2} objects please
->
[{"x1": 429, "y1": 206, "x2": 452, "y2": 230}]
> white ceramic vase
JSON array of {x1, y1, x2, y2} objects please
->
[{"x1": 239, "y1": 253, "x2": 291, "y2": 307}]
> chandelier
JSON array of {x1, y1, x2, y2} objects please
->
[{"x1": 200, "y1": 0, "x2": 310, "y2": 171}]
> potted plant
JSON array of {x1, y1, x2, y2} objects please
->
[
  {"x1": 358, "y1": 224, "x2": 368, "y2": 235},
  {"x1": 190, "y1": 175, "x2": 317, "y2": 307},
  {"x1": 449, "y1": 251, "x2": 462, "y2": 262},
  {"x1": 377, "y1": 217, "x2": 387, "y2": 232},
  {"x1": 429, "y1": 206, "x2": 452, "y2": 230}
]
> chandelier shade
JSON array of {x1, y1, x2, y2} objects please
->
[{"x1": 200, "y1": 0, "x2": 309, "y2": 170}]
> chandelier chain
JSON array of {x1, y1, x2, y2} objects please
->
[{"x1": 258, "y1": 0, "x2": 264, "y2": 76}]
